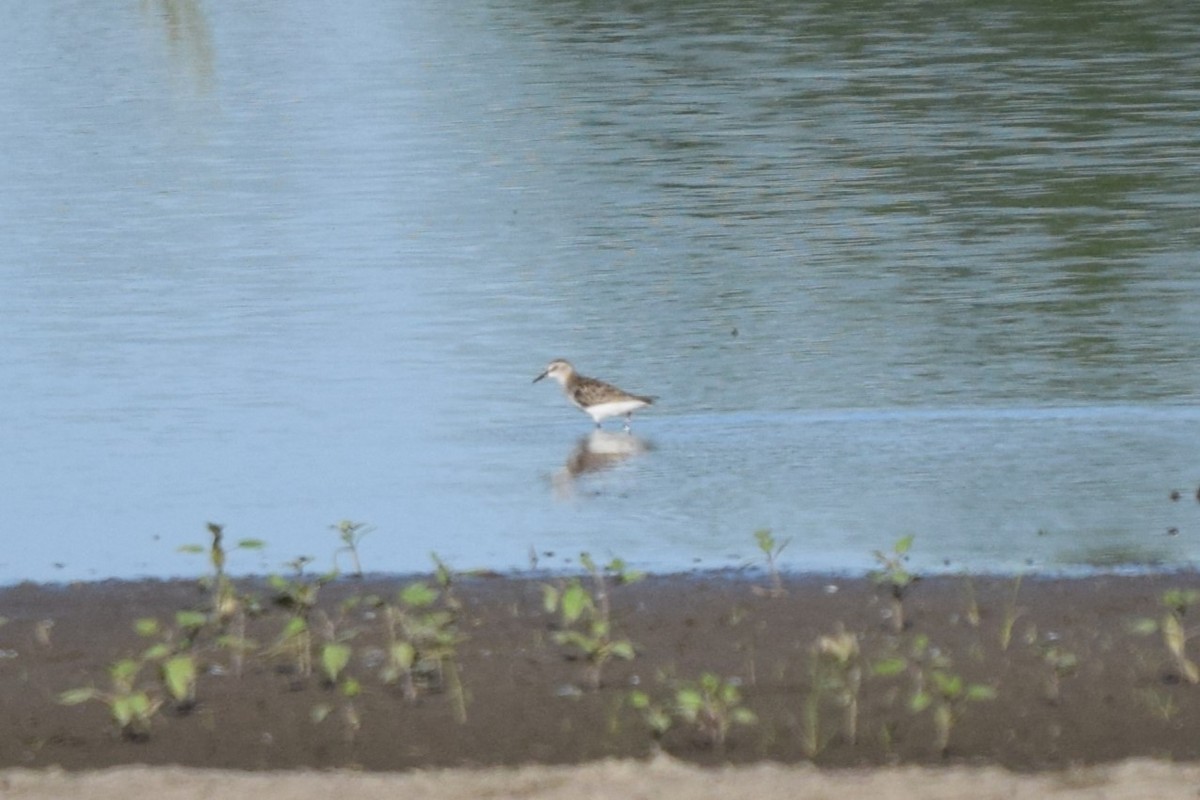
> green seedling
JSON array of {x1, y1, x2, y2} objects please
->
[
  {"x1": 312, "y1": 676, "x2": 363, "y2": 744},
  {"x1": 431, "y1": 552, "x2": 462, "y2": 611},
  {"x1": 321, "y1": 642, "x2": 353, "y2": 685},
  {"x1": 1139, "y1": 687, "x2": 1179, "y2": 721},
  {"x1": 999, "y1": 575, "x2": 1024, "y2": 651},
  {"x1": 586, "y1": 554, "x2": 645, "y2": 588},
  {"x1": 871, "y1": 535, "x2": 917, "y2": 632},
  {"x1": 214, "y1": 618, "x2": 257, "y2": 680},
  {"x1": 628, "y1": 690, "x2": 674, "y2": 740},
  {"x1": 542, "y1": 553, "x2": 640, "y2": 690},
  {"x1": 179, "y1": 523, "x2": 265, "y2": 625},
  {"x1": 272, "y1": 616, "x2": 312, "y2": 677},
  {"x1": 1041, "y1": 645, "x2": 1077, "y2": 704},
  {"x1": 1162, "y1": 588, "x2": 1200, "y2": 616},
  {"x1": 59, "y1": 656, "x2": 164, "y2": 740},
  {"x1": 752, "y1": 529, "x2": 790, "y2": 597},
  {"x1": 309, "y1": 598, "x2": 368, "y2": 740},
  {"x1": 914, "y1": 669, "x2": 995, "y2": 755},
  {"x1": 178, "y1": 524, "x2": 264, "y2": 679},
  {"x1": 631, "y1": 673, "x2": 757, "y2": 749},
  {"x1": 804, "y1": 626, "x2": 862, "y2": 757},
  {"x1": 163, "y1": 655, "x2": 197, "y2": 707},
  {"x1": 374, "y1": 579, "x2": 468, "y2": 720},
  {"x1": 134, "y1": 617, "x2": 200, "y2": 709},
  {"x1": 331, "y1": 519, "x2": 374, "y2": 578},
  {"x1": 1130, "y1": 588, "x2": 1200, "y2": 684},
  {"x1": 266, "y1": 559, "x2": 335, "y2": 678},
  {"x1": 961, "y1": 576, "x2": 981, "y2": 628},
  {"x1": 312, "y1": 595, "x2": 367, "y2": 688},
  {"x1": 873, "y1": 634, "x2": 995, "y2": 755}
]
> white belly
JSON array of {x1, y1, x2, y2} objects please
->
[{"x1": 581, "y1": 398, "x2": 648, "y2": 423}]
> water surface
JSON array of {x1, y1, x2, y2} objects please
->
[{"x1": 1, "y1": 0, "x2": 1198, "y2": 583}]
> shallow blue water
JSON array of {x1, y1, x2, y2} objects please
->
[{"x1": 1, "y1": 0, "x2": 1199, "y2": 583}]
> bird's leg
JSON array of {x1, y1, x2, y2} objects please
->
[{"x1": 623, "y1": 414, "x2": 632, "y2": 432}]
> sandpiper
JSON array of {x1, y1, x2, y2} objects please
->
[{"x1": 533, "y1": 359, "x2": 655, "y2": 430}]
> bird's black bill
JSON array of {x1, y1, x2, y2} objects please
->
[{"x1": 533, "y1": 371, "x2": 548, "y2": 383}]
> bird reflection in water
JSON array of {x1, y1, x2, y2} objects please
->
[{"x1": 552, "y1": 430, "x2": 652, "y2": 496}]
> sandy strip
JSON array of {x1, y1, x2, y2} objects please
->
[{"x1": 4, "y1": 757, "x2": 1200, "y2": 800}]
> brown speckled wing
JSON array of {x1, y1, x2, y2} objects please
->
[{"x1": 572, "y1": 377, "x2": 653, "y2": 407}]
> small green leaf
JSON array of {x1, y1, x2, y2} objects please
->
[
  {"x1": 561, "y1": 583, "x2": 590, "y2": 624},
  {"x1": 162, "y1": 656, "x2": 197, "y2": 702},
  {"x1": 754, "y1": 529, "x2": 774, "y2": 554},
  {"x1": 130, "y1": 692, "x2": 155, "y2": 716},
  {"x1": 391, "y1": 642, "x2": 416, "y2": 670},
  {"x1": 610, "y1": 640, "x2": 636, "y2": 661},
  {"x1": 134, "y1": 618, "x2": 161, "y2": 637},
  {"x1": 966, "y1": 684, "x2": 997, "y2": 701},
  {"x1": 554, "y1": 630, "x2": 597, "y2": 653},
  {"x1": 281, "y1": 616, "x2": 308, "y2": 639},
  {"x1": 321, "y1": 643, "x2": 352, "y2": 683},
  {"x1": 931, "y1": 671, "x2": 963, "y2": 698},
  {"x1": 111, "y1": 696, "x2": 136, "y2": 728},
  {"x1": 237, "y1": 538, "x2": 267, "y2": 550},
  {"x1": 142, "y1": 643, "x2": 171, "y2": 661},
  {"x1": 732, "y1": 707, "x2": 758, "y2": 726},
  {"x1": 178, "y1": 545, "x2": 205, "y2": 554},
  {"x1": 871, "y1": 657, "x2": 907, "y2": 677},
  {"x1": 340, "y1": 677, "x2": 362, "y2": 698},
  {"x1": 216, "y1": 633, "x2": 257, "y2": 651},
  {"x1": 113, "y1": 692, "x2": 155, "y2": 730},
  {"x1": 400, "y1": 582, "x2": 438, "y2": 608},
  {"x1": 910, "y1": 691, "x2": 932, "y2": 713},
  {"x1": 109, "y1": 658, "x2": 142, "y2": 688},
  {"x1": 612, "y1": 561, "x2": 646, "y2": 585},
  {"x1": 175, "y1": 610, "x2": 208, "y2": 630},
  {"x1": 311, "y1": 703, "x2": 333, "y2": 724},
  {"x1": 1128, "y1": 617, "x2": 1159, "y2": 636},
  {"x1": 58, "y1": 688, "x2": 97, "y2": 705},
  {"x1": 1161, "y1": 588, "x2": 1200, "y2": 613},
  {"x1": 1164, "y1": 613, "x2": 1188, "y2": 659},
  {"x1": 895, "y1": 534, "x2": 915, "y2": 555},
  {"x1": 676, "y1": 688, "x2": 704, "y2": 715},
  {"x1": 431, "y1": 553, "x2": 453, "y2": 587},
  {"x1": 1045, "y1": 649, "x2": 1078, "y2": 673},
  {"x1": 629, "y1": 690, "x2": 650, "y2": 709},
  {"x1": 645, "y1": 708, "x2": 672, "y2": 735}
]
